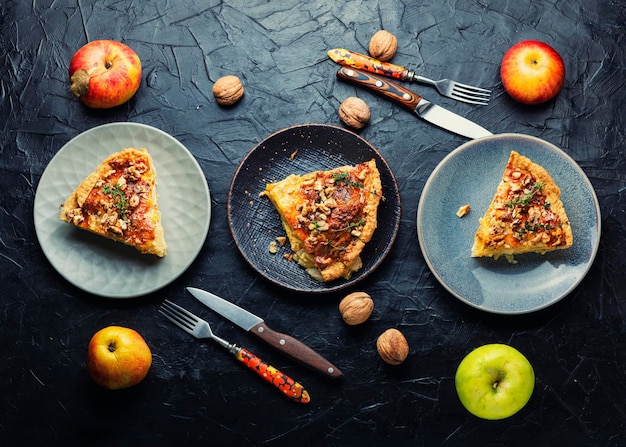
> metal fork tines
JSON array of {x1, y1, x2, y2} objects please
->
[
  {"x1": 411, "y1": 74, "x2": 491, "y2": 105},
  {"x1": 160, "y1": 299, "x2": 226, "y2": 345},
  {"x1": 159, "y1": 300, "x2": 310, "y2": 403}
]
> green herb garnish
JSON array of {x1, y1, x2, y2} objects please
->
[
  {"x1": 332, "y1": 172, "x2": 363, "y2": 188},
  {"x1": 525, "y1": 221, "x2": 552, "y2": 232},
  {"x1": 332, "y1": 172, "x2": 349, "y2": 182},
  {"x1": 505, "y1": 181, "x2": 545, "y2": 208},
  {"x1": 331, "y1": 217, "x2": 366, "y2": 233},
  {"x1": 103, "y1": 183, "x2": 130, "y2": 220}
]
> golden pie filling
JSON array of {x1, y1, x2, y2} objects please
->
[{"x1": 262, "y1": 159, "x2": 382, "y2": 282}]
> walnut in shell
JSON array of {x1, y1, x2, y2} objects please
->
[
  {"x1": 339, "y1": 97, "x2": 370, "y2": 129},
  {"x1": 376, "y1": 328, "x2": 409, "y2": 365},
  {"x1": 339, "y1": 292, "x2": 374, "y2": 325},
  {"x1": 369, "y1": 30, "x2": 398, "y2": 62},
  {"x1": 212, "y1": 75, "x2": 244, "y2": 106}
]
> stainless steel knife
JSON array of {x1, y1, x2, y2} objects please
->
[
  {"x1": 336, "y1": 67, "x2": 492, "y2": 139},
  {"x1": 186, "y1": 287, "x2": 343, "y2": 378}
]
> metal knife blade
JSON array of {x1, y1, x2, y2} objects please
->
[
  {"x1": 336, "y1": 67, "x2": 492, "y2": 139},
  {"x1": 186, "y1": 287, "x2": 343, "y2": 378}
]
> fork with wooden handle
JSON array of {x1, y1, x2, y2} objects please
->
[
  {"x1": 160, "y1": 300, "x2": 310, "y2": 404},
  {"x1": 328, "y1": 48, "x2": 491, "y2": 105}
]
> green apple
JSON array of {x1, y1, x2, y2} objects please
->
[{"x1": 455, "y1": 343, "x2": 534, "y2": 420}]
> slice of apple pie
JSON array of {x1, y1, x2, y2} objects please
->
[
  {"x1": 59, "y1": 147, "x2": 167, "y2": 257},
  {"x1": 262, "y1": 159, "x2": 382, "y2": 281},
  {"x1": 472, "y1": 151, "x2": 572, "y2": 262}
]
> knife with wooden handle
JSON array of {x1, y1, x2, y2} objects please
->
[
  {"x1": 187, "y1": 287, "x2": 343, "y2": 378},
  {"x1": 336, "y1": 67, "x2": 492, "y2": 139}
]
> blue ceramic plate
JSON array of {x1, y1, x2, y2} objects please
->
[{"x1": 417, "y1": 133, "x2": 601, "y2": 314}]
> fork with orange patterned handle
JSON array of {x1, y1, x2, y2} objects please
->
[
  {"x1": 328, "y1": 48, "x2": 491, "y2": 105},
  {"x1": 160, "y1": 300, "x2": 310, "y2": 404}
]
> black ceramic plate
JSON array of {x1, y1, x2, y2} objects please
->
[{"x1": 227, "y1": 124, "x2": 401, "y2": 293}]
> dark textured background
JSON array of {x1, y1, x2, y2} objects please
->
[{"x1": 1, "y1": 0, "x2": 625, "y2": 445}]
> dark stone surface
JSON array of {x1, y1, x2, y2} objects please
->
[{"x1": 1, "y1": 0, "x2": 624, "y2": 445}]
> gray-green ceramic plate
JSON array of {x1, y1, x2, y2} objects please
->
[
  {"x1": 417, "y1": 133, "x2": 600, "y2": 314},
  {"x1": 34, "y1": 122, "x2": 211, "y2": 298}
]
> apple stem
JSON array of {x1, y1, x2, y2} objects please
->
[
  {"x1": 69, "y1": 69, "x2": 90, "y2": 98},
  {"x1": 493, "y1": 381, "x2": 499, "y2": 390},
  {"x1": 108, "y1": 341, "x2": 116, "y2": 353}
]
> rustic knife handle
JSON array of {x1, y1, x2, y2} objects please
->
[
  {"x1": 251, "y1": 322, "x2": 343, "y2": 378},
  {"x1": 234, "y1": 346, "x2": 310, "y2": 404},
  {"x1": 337, "y1": 67, "x2": 423, "y2": 111},
  {"x1": 328, "y1": 48, "x2": 410, "y2": 81}
]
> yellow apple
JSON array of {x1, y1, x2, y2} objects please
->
[
  {"x1": 500, "y1": 40, "x2": 565, "y2": 104},
  {"x1": 69, "y1": 40, "x2": 142, "y2": 108},
  {"x1": 455, "y1": 343, "x2": 535, "y2": 420},
  {"x1": 87, "y1": 326, "x2": 152, "y2": 390}
]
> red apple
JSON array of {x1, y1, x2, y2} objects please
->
[
  {"x1": 500, "y1": 40, "x2": 565, "y2": 105},
  {"x1": 87, "y1": 326, "x2": 152, "y2": 390},
  {"x1": 69, "y1": 40, "x2": 142, "y2": 108}
]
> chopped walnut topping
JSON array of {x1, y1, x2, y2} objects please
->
[
  {"x1": 456, "y1": 204, "x2": 471, "y2": 217},
  {"x1": 68, "y1": 208, "x2": 84, "y2": 225},
  {"x1": 317, "y1": 221, "x2": 329, "y2": 232},
  {"x1": 317, "y1": 203, "x2": 331, "y2": 214},
  {"x1": 107, "y1": 213, "x2": 118, "y2": 226},
  {"x1": 127, "y1": 162, "x2": 147, "y2": 181},
  {"x1": 324, "y1": 197, "x2": 337, "y2": 208},
  {"x1": 129, "y1": 194, "x2": 140, "y2": 207},
  {"x1": 133, "y1": 184, "x2": 147, "y2": 194}
]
